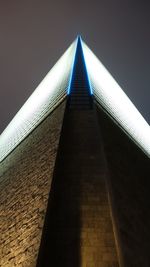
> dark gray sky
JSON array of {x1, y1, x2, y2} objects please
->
[{"x1": 0, "y1": 0, "x2": 150, "y2": 133}]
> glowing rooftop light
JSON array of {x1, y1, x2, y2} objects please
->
[
  {"x1": 0, "y1": 39, "x2": 77, "y2": 162},
  {"x1": 82, "y1": 40, "x2": 150, "y2": 158}
]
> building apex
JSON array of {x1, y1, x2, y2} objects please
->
[{"x1": 0, "y1": 38, "x2": 150, "y2": 162}]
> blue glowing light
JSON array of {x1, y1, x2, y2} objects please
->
[
  {"x1": 67, "y1": 37, "x2": 78, "y2": 95},
  {"x1": 80, "y1": 36, "x2": 93, "y2": 95},
  {"x1": 0, "y1": 36, "x2": 149, "y2": 162}
]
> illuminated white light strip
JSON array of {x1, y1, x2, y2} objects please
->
[
  {"x1": 0, "y1": 39, "x2": 78, "y2": 162},
  {"x1": 82, "y1": 40, "x2": 150, "y2": 157},
  {"x1": 1, "y1": 37, "x2": 149, "y2": 161}
]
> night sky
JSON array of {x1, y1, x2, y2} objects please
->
[{"x1": 0, "y1": 0, "x2": 150, "y2": 133}]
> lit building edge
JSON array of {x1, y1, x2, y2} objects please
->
[
  {"x1": 82, "y1": 40, "x2": 150, "y2": 158},
  {"x1": 0, "y1": 37, "x2": 150, "y2": 162},
  {"x1": 0, "y1": 39, "x2": 77, "y2": 162}
]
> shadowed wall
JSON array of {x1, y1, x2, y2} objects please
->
[
  {"x1": 36, "y1": 39, "x2": 119, "y2": 267},
  {"x1": 37, "y1": 103, "x2": 119, "y2": 267},
  {"x1": 96, "y1": 103, "x2": 150, "y2": 267}
]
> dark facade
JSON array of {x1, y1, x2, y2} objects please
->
[
  {"x1": 36, "y1": 38, "x2": 119, "y2": 267},
  {"x1": 0, "y1": 37, "x2": 150, "y2": 267},
  {"x1": 96, "y1": 104, "x2": 150, "y2": 266}
]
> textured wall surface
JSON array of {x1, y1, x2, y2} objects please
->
[
  {"x1": 37, "y1": 108, "x2": 119, "y2": 267},
  {"x1": 2, "y1": 96, "x2": 148, "y2": 267},
  {"x1": 0, "y1": 102, "x2": 66, "y2": 267},
  {"x1": 96, "y1": 104, "x2": 150, "y2": 267}
]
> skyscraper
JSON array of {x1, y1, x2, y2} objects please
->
[{"x1": 0, "y1": 36, "x2": 150, "y2": 267}]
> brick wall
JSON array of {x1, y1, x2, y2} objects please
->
[{"x1": 0, "y1": 102, "x2": 66, "y2": 267}]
